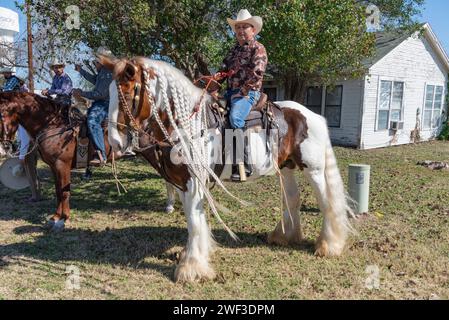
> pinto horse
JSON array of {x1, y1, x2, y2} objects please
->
[
  {"x1": 102, "y1": 56, "x2": 355, "y2": 283},
  {"x1": 0, "y1": 92, "x2": 177, "y2": 231}
]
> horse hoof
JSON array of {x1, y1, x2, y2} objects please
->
[
  {"x1": 267, "y1": 232, "x2": 289, "y2": 247},
  {"x1": 165, "y1": 205, "x2": 175, "y2": 214},
  {"x1": 174, "y1": 257, "x2": 216, "y2": 283},
  {"x1": 51, "y1": 220, "x2": 65, "y2": 233}
]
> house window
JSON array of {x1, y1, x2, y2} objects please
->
[
  {"x1": 263, "y1": 87, "x2": 278, "y2": 101},
  {"x1": 306, "y1": 86, "x2": 322, "y2": 115},
  {"x1": 325, "y1": 86, "x2": 342, "y2": 127},
  {"x1": 423, "y1": 84, "x2": 444, "y2": 130},
  {"x1": 377, "y1": 80, "x2": 404, "y2": 130}
]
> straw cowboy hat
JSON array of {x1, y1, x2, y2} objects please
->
[
  {"x1": 0, "y1": 158, "x2": 30, "y2": 190},
  {"x1": 227, "y1": 9, "x2": 263, "y2": 35},
  {"x1": 49, "y1": 58, "x2": 66, "y2": 68}
]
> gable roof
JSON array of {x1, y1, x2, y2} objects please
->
[
  {"x1": 363, "y1": 30, "x2": 412, "y2": 67},
  {"x1": 364, "y1": 23, "x2": 449, "y2": 72}
]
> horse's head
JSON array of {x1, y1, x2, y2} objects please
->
[
  {"x1": 100, "y1": 55, "x2": 156, "y2": 151},
  {"x1": 0, "y1": 94, "x2": 20, "y2": 149}
]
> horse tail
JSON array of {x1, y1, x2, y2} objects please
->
[{"x1": 322, "y1": 137, "x2": 355, "y2": 248}]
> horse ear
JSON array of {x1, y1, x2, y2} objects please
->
[{"x1": 124, "y1": 62, "x2": 138, "y2": 80}]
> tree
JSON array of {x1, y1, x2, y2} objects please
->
[
  {"x1": 26, "y1": 0, "x2": 424, "y2": 101},
  {"x1": 29, "y1": 0, "x2": 235, "y2": 79}
]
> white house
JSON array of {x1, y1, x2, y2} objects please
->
[{"x1": 264, "y1": 23, "x2": 449, "y2": 149}]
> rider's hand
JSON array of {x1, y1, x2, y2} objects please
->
[
  {"x1": 41, "y1": 89, "x2": 49, "y2": 96},
  {"x1": 74, "y1": 64, "x2": 82, "y2": 72},
  {"x1": 213, "y1": 72, "x2": 225, "y2": 81}
]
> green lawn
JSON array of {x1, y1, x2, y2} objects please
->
[{"x1": 0, "y1": 141, "x2": 448, "y2": 299}]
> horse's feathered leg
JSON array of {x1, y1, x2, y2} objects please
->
[
  {"x1": 275, "y1": 100, "x2": 354, "y2": 256},
  {"x1": 175, "y1": 178, "x2": 216, "y2": 283},
  {"x1": 268, "y1": 167, "x2": 303, "y2": 246},
  {"x1": 303, "y1": 141, "x2": 353, "y2": 257}
]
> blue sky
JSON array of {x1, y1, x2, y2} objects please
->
[
  {"x1": 419, "y1": 0, "x2": 449, "y2": 52},
  {"x1": 1, "y1": 0, "x2": 449, "y2": 88}
]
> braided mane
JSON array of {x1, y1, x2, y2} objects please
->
[{"x1": 114, "y1": 57, "x2": 246, "y2": 239}]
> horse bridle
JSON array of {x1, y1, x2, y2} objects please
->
[
  {"x1": 115, "y1": 67, "x2": 172, "y2": 150},
  {"x1": 116, "y1": 79, "x2": 146, "y2": 133}
]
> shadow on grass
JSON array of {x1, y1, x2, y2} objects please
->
[
  {"x1": 0, "y1": 167, "x2": 170, "y2": 224},
  {"x1": 0, "y1": 224, "x2": 316, "y2": 281},
  {"x1": 299, "y1": 205, "x2": 320, "y2": 214}
]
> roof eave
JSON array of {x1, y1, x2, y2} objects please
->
[{"x1": 422, "y1": 23, "x2": 449, "y2": 73}]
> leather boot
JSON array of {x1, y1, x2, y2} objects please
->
[
  {"x1": 231, "y1": 165, "x2": 240, "y2": 181},
  {"x1": 230, "y1": 130, "x2": 252, "y2": 182}
]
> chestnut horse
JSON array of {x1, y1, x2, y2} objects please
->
[
  {"x1": 0, "y1": 92, "x2": 177, "y2": 232},
  {"x1": 103, "y1": 56, "x2": 355, "y2": 283}
]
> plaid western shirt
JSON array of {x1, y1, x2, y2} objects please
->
[
  {"x1": 48, "y1": 72, "x2": 73, "y2": 97},
  {"x1": 220, "y1": 39, "x2": 268, "y2": 96},
  {"x1": 1, "y1": 75, "x2": 20, "y2": 92}
]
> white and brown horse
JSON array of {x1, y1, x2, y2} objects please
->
[{"x1": 102, "y1": 56, "x2": 355, "y2": 283}]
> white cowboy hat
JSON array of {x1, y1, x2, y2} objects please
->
[
  {"x1": 227, "y1": 9, "x2": 263, "y2": 35},
  {"x1": 49, "y1": 59, "x2": 66, "y2": 68},
  {"x1": 0, "y1": 158, "x2": 30, "y2": 190},
  {"x1": 0, "y1": 67, "x2": 14, "y2": 73}
]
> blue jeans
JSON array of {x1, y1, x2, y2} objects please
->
[
  {"x1": 226, "y1": 89, "x2": 261, "y2": 129},
  {"x1": 87, "y1": 100, "x2": 109, "y2": 160}
]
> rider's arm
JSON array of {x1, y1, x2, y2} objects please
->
[
  {"x1": 216, "y1": 45, "x2": 237, "y2": 84},
  {"x1": 79, "y1": 68, "x2": 97, "y2": 85},
  {"x1": 80, "y1": 70, "x2": 112, "y2": 101}
]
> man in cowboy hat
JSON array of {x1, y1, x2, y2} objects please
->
[
  {"x1": 42, "y1": 60, "x2": 73, "y2": 107},
  {"x1": 0, "y1": 67, "x2": 21, "y2": 92},
  {"x1": 216, "y1": 9, "x2": 268, "y2": 181},
  {"x1": 72, "y1": 47, "x2": 113, "y2": 166}
]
